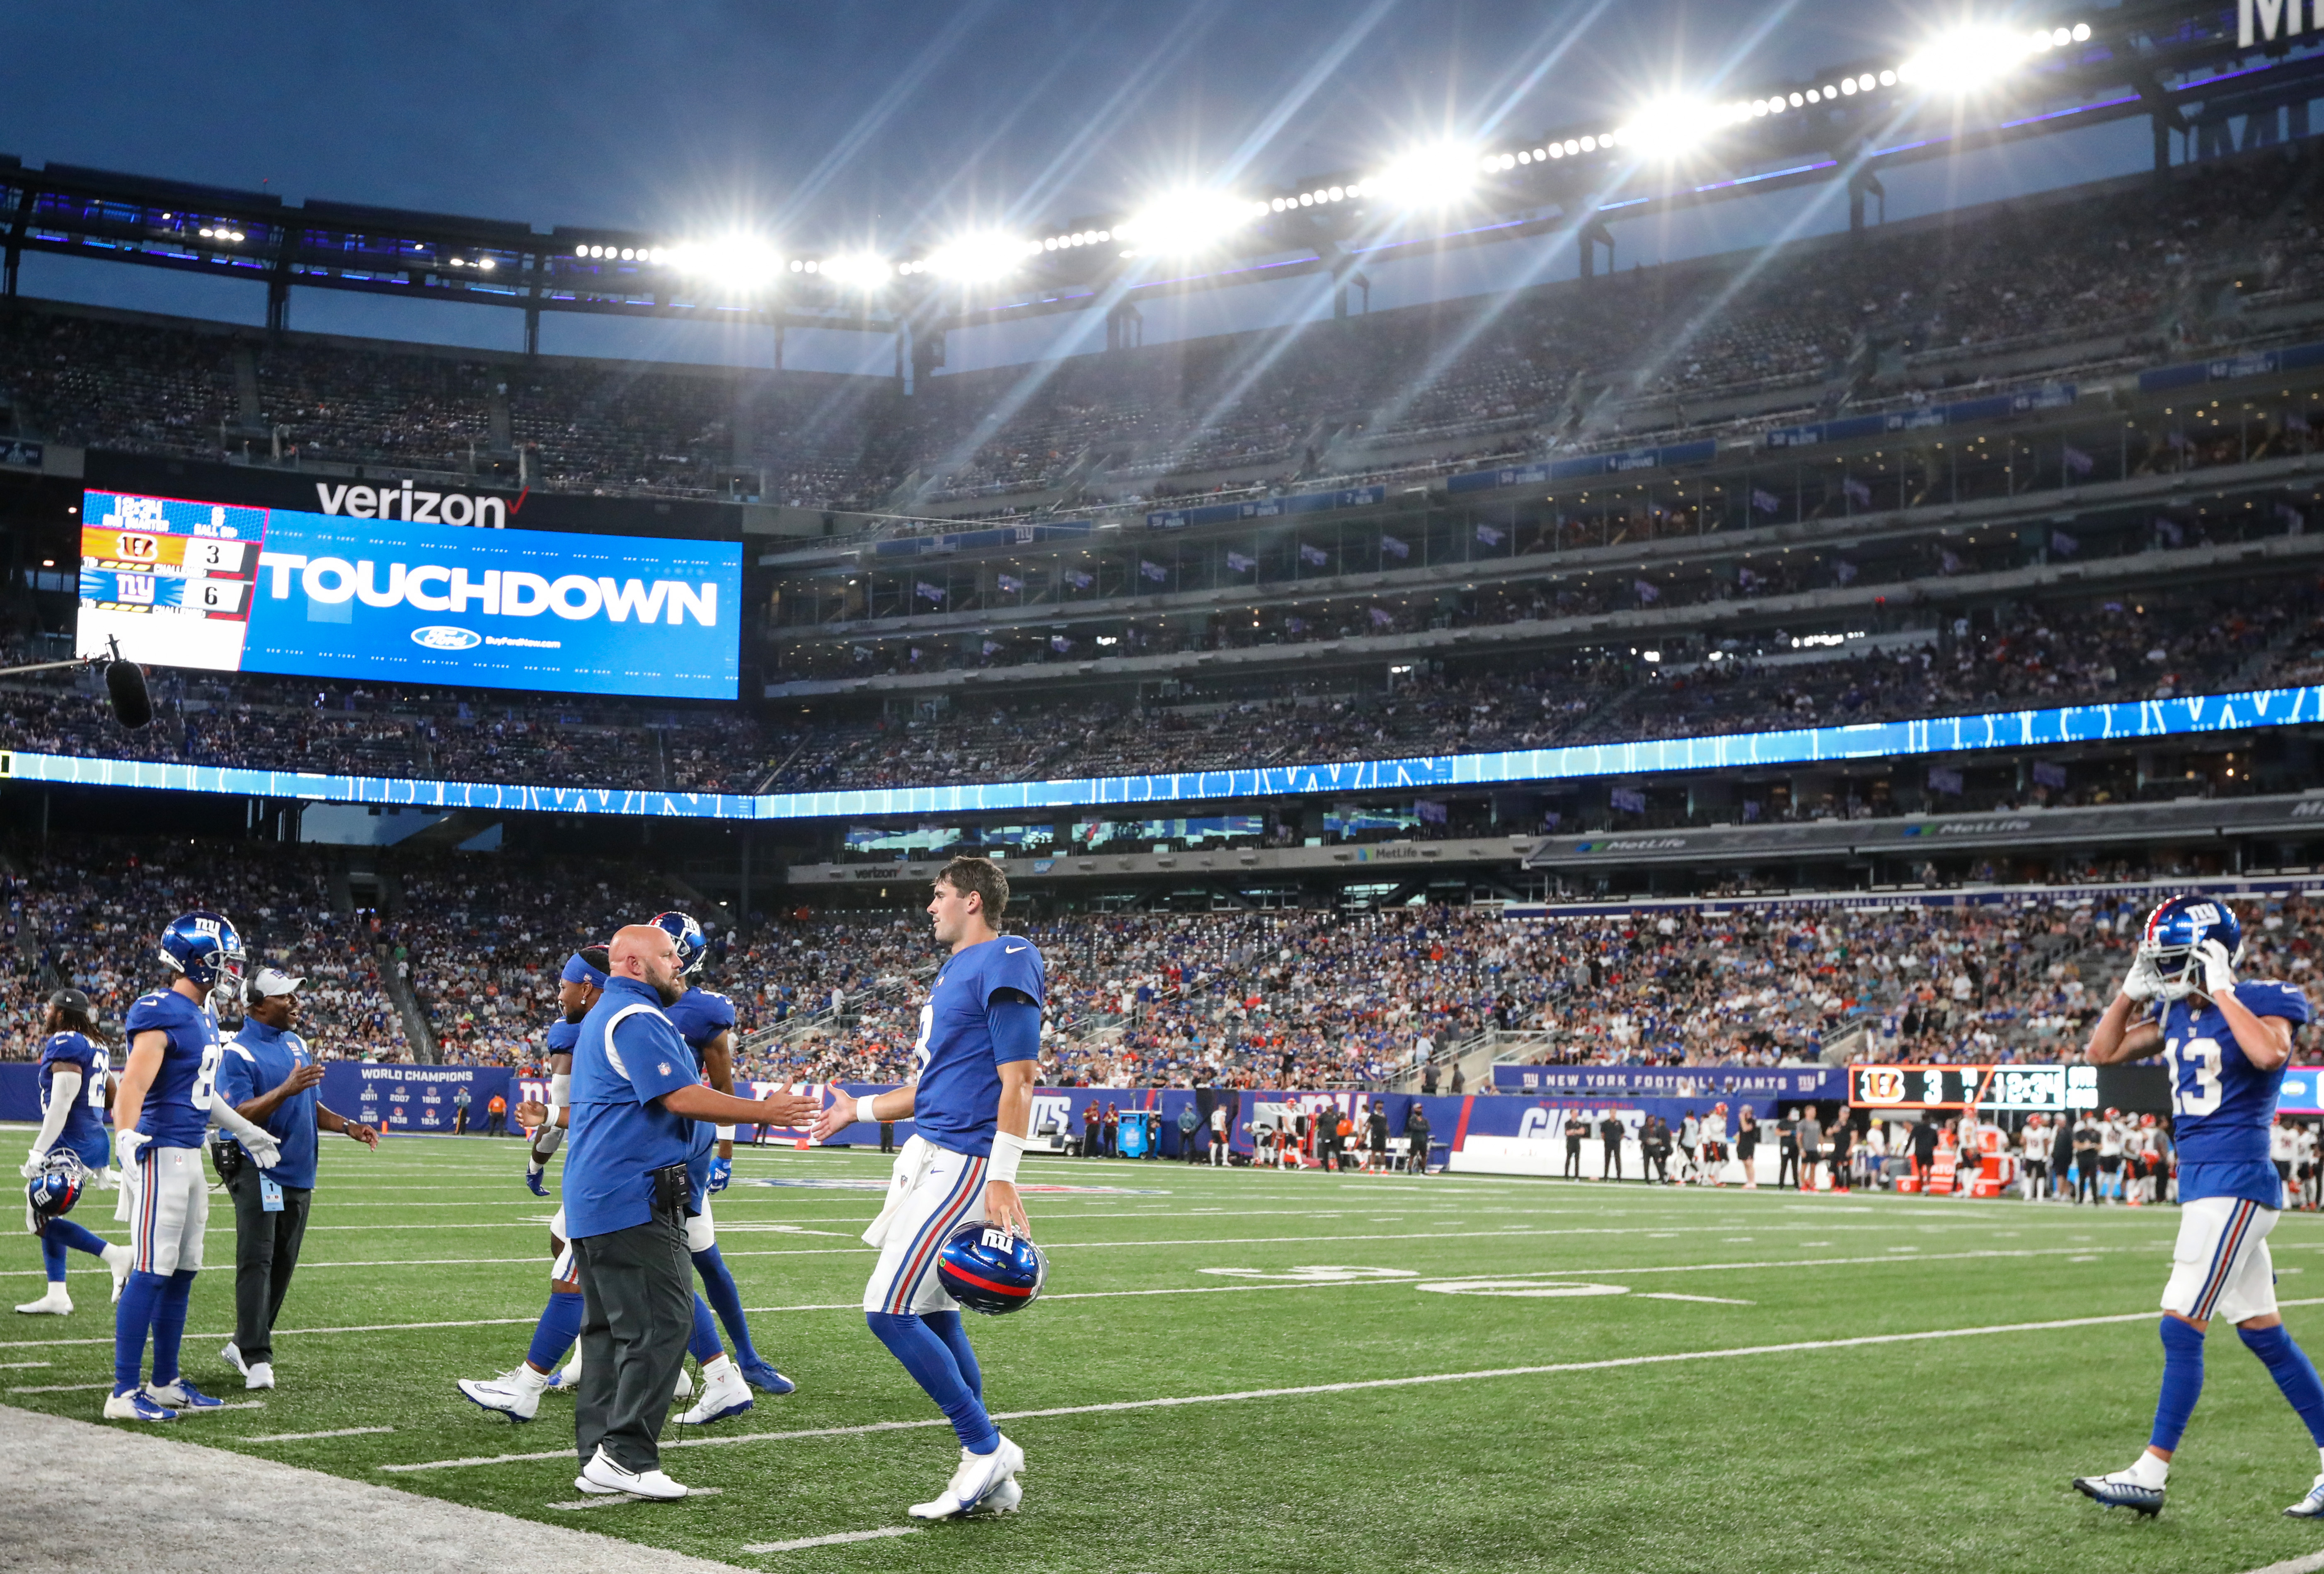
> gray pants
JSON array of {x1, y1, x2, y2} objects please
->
[
  {"x1": 572, "y1": 1213, "x2": 693, "y2": 1474},
  {"x1": 225, "y1": 1168, "x2": 312, "y2": 1364}
]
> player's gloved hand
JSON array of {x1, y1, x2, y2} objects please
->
[
  {"x1": 116, "y1": 1130, "x2": 149, "y2": 1170},
  {"x1": 2196, "y1": 937, "x2": 2238, "y2": 999},
  {"x1": 92, "y1": 1165, "x2": 119, "y2": 1192},
  {"x1": 525, "y1": 1162, "x2": 549, "y2": 1198},
  {"x1": 2119, "y1": 954, "x2": 2160, "y2": 1003},
  {"x1": 242, "y1": 1132, "x2": 283, "y2": 1172},
  {"x1": 708, "y1": 1156, "x2": 732, "y2": 1194},
  {"x1": 19, "y1": 1149, "x2": 49, "y2": 1180}
]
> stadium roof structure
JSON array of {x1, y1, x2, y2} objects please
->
[{"x1": 6, "y1": 0, "x2": 2323, "y2": 351}]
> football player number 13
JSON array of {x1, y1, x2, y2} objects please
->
[{"x1": 2162, "y1": 1036, "x2": 2224, "y2": 1118}]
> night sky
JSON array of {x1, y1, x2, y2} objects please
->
[{"x1": 2, "y1": 3, "x2": 2141, "y2": 367}]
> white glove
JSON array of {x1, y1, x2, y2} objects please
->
[
  {"x1": 19, "y1": 1147, "x2": 50, "y2": 1180},
  {"x1": 2196, "y1": 938, "x2": 2237, "y2": 999},
  {"x1": 2119, "y1": 955, "x2": 2160, "y2": 1003},
  {"x1": 116, "y1": 1130, "x2": 149, "y2": 1169},
  {"x1": 242, "y1": 1132, "x2": 283, "y2": 1172},
  {"x1": 93, "y1": 1166, "x2": 119, "y2": 1192}
]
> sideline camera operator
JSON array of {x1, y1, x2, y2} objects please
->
[
  {"x1": 560, "y1": 924, "x2": 818, "y2": 1500},
  {"x1": 214, "y1": 968, "x2": 379, "y2": 1391}
]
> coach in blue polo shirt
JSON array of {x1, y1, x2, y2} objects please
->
[
  {"x1": 562, "y1": 925, "x2": 815, "y2": 1501},
  {"x1": 215, "y1": 967, "x2": 379, "y2": 1392}
]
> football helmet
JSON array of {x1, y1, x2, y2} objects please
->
[
  {"x1": 649, "y1": 912, "x2": 708, "y2": 977},
  {"x1": 159, "y1": 911, "x2": 246, "y2": 1009},
  {"x1": 27, "y1": 1151, "x2": 84, "y2": 1228},
  {"x1": 937, "y1": 1221, "x2": 1047, "y2": 1315},
  {"x1": 2137, "y1": 896, "x2": 2244, "y2": 1001}
]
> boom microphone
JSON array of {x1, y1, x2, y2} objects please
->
[{"x1": 102, "y1": 637, "x2": 153, "y2": 730}]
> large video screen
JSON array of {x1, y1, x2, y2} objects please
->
[{"x1": 75, "y1": 491, "x2": 741, "y2": 699}]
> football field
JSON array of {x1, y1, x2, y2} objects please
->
[{"x1": 11, "y1": 1133, "x2": 2324, "y2": 1574}]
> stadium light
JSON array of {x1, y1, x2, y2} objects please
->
[
  {"x1": 663, "y1": 236, "x2": 785, "y2": 290},
  {"x1": 917, "y1": 232, "x2": 1041, "y2": 283},
  {"x1": 1115, "y1": 189, "x2": 1269, "y2": 256},
  {"x1": 1897, "y1": 24, "x2": 2040, "y2": 93},
  {"x1": 1367, "y1": 142, "x2": 1481, "y2": 209},
  {"x1": 1618, "y1": 97, "x2": 1752, "y2": 160},
  {"x1": 819, "y1": 251, "x2": 894, "y2": 291}
]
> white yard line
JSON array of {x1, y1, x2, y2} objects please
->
[
  {"x1": 247, "y1": 1426, "x2": 397, "y2": 1443},
  {"x1": 548, "y1": 1487, "x2": 724, "y2": 1511},
  {"x1": 1642, "y1": 1293, "x2": 1755, "y2": 1305},
  {"x1": 739, "y1": 1527, "x2": 923, "y2": 1553},
  {"x1": 2240, "y1": 1552, "x2": 2324, "y2": 1574},
  {"x1": 382, "y1": 1301, "x2": 2324, "y2": 1475}
]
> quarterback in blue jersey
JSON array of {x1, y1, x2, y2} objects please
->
[
  {"x1": 16, "y1": 989, "x2": 130, "y2": 1316},
  {"x1": 107, "y1": 913, "x2": 283, "y2": 1422},
  {"x1": 2075, "y1": 896, "x2": 2324, "y2": 1518},
  {"x1": 813, "y1": 856, "x2": 1042, "y2": 1521}
]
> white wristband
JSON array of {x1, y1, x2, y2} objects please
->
[
  {"x1": 856, "y1": 1095, "x2": 880, "y2": 1125},
  {"x1": 715, "y1": 1125, "x2": 737, "y2": 1142},
  {"x1": 988, "y1": 1131, "x2": 1030, "y2": 1186},
  {"x1": 548, "y1": 1072, "x2": 571, "y2": 1106}
]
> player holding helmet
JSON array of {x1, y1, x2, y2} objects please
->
[
  {"x1": 17, "y1": 988, "x2": 132, "y2": 1315},
  {"x1": 107, "y1": 913, "x2": 283, "y2": 1421},
  {"x1": 2073, "y1": 896, "x2": 2324, "y2": 1517},
  {"x1": 813, "y1": 856, "x2": 1041, "y2": 1521}
]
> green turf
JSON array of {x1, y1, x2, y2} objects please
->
[{"x1": 10, "y1": 1130, "x2": 2324, "y2": 1572}]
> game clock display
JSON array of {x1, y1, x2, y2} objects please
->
[{"x1": 1849, "y1": 1063, "x2": 2099, "y2": 1112}]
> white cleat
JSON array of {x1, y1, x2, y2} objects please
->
[
  {"x1": 2287, "y1": 1473, "x2": 2324, "y2": 1518},
  {"x1": 103, "y1": 1389, "x2": 176, "y2": 1422},
  {"x1": 672, "y1": 1365, "x2": 694, "y2": 1401},
  {"x1": 14, "y1": 1285, "x2": 72, "y2": 1316},
  {"x1": 106, "y1": 1244, "x2": 131, "y2": 1305},
  {"x1": 244, "y1": 1361, "x2": 275, "y2": 1391},
  {"x1": 576, "y1": 1444, "x2": 687, "y2": 1500},
  {"x1": 220, "y1": 1341, "x2": 248, "y2": 1377},
  {"x1": 910, "y1": 1436, "x2": 1025, "y2": 1521},
  {"x1": 458, "y1": 1367, "x2": 546, "y2": 1422},
  {"x1": 546, "y1": 1357, "x2": 581, "y2": 1393},
  {"x1": 676, "y1": 1362, "x2": 753, "y2": 1427},
  {"x1": 975, "y1": 1477, "x2": 1024, "y2": 1516}
]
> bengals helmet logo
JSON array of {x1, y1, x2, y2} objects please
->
[{"x1": 1859, "y1": 1068, "x2": 1907, "y2": 1104}]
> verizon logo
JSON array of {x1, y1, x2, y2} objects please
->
[{"x1": 316, "y1": 481, "x2": 506, "y2": 528}]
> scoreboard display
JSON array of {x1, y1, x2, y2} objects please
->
[
  {"x1": 1848, "y1": 1064, "x2": 2099, "y2": 1112},
  {"x1": 77, "y1": 495, "x2": 266, "y2": 672}
]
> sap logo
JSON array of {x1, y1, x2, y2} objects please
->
[
  {"x1": 316, "y1": 480, "x2": 506, "y2": 528},
  {"x1": 411, "y1": 625, "x2": 482, "y2": 650},
  {"x1": 2242, "y1": 0, "x2": 2306, "y2": 48},
  {"x1": 1031, "y1": 1095, "x2": 1071, "y2": 1133}
]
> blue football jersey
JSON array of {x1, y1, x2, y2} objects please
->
[
  {"x1": 545, "y1": 1018, "x2": 581, "y2": 1057},
  {"x1": 36, "y1": 1030, "x2": 111, "y2": 1164},
  {"x1": 912, "y1": 936, "x2": 1044, "y2": 1159},
  {"x1": 2162, "y1": 979, "x2": 2311, "y2": 1204},
  {"x1": 123, "y1": 988, "x2": 223, "y2": 1148},
  {"x1": 666, "y1": 986, "x2": 736, "y2": 1056}
]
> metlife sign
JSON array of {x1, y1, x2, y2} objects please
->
[{"x1": 76, "y1": 490, "x2": 741, "y2": 699}]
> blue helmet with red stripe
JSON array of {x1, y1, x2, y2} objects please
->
[
  {"x1": 649, "y1": 912, "x2": 708, "y2": 977},
  {"x1": 937, "y1": 1221, "x2": 1047, "y2": 1315},
  {"x1": 27, "y1": 1151, "x2": 83, "y2": 1228},
  {"x1": 2138, "y1": 895, "x2": 2245, "y2": 1001}
]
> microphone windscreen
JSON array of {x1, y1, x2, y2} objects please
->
[{"x1": 104, "y1": 659, "x2": 153, "y2": 730}]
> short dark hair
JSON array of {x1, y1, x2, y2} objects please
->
[
  {"x1": 579, "y1": 944, "x2": 611, "y2": 975},
  {"x1": 936, "y1": 856, "x2": 1009, "y2": 921}
]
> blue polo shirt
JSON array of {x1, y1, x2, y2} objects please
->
[
  {"x1": 564, "y1": 977, "x2": 700, "y2": 1240},
  {"x1": 218, "y1": 1018, "x2": 320, "y2": 1190}
]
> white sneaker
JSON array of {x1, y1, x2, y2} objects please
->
[
  {"x1": 576, "y1": 1444, "x2": 687, "y2": 1500},
  {"x1": 672, "y1": 1365, "x2": 694, "y2": 1400},
  {"x1": 106, "y1": 1244, "x2": 131, "y2": 1305},
  {"x1": 677, "y1": 1361, "x2": 753, "y2": 1426},
  {"x1": 910, "y1": 1436, "x2": 1025, "y2": 1520},
  {"x1": 220, "y1": 1341, "x2": 248, "y2": 1377},
  {"x1": 244, "y1": 1361, "x2": 274, "y2": 1391},
  {"x1": 14, "y1": 1285, "x2": 71, "y2": 1316},
  {"x1": 458, "y1": 1367, "x2": 546, "y2": 1422},
  {"x1": 2286, "y1": 1473, "x2": 2324, "y2": 1518},
  {"x1": 103, "y1": 1389, "x2": 176, "y2": 1422},
  {"x1": 975, "y1": 1477, "x2": 1024, "y2": 1516}
]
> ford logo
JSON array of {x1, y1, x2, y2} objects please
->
[{"x1": 411, "y1": 625, "x2": 482, "y2": 650}]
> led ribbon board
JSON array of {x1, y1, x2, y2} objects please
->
[
  {"x1": 9, "y1": 683, "x2": 2322, "y2": 821},
  {"x1": 1849, "y1": 1064, "x2": 2099, "y2": 1112},
  {"x1": 75, "y1": 491, "x2": 742, "y2": 700}
]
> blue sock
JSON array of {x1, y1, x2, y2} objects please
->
[
  {"x1": 46, "y1": 1219, "x2": 110, "y2": 1259},
  {"x1": 867, "y1": 1309, "x2": 999, "y2": 1453},
  {"x1": 39, "y1": 1230, "x2": 65, "y2": 1283},
  {"x1": 2241, "y1": 1323, "x2": 2324, "y2": 1446},
  {"x1": 692, "y1": 1245, "x2": 762, "y2": 1367},
  {"x1": 689, "y1": 1292, "x2": 724, "y2": 1364},
  {"x1": 113, "y1": 1270, "x2": 165, "y2": 1395},
  {"x1": 525, "y1": 1290, "x2": 583, "y2": 1373},
  {"x1": 924, "y1": 1309, "x2": 982, "y2": 1402},
  {"x1": 2152, "y1": 1315, "x2": 2208, "y2": 1453},
  {"x1": 150, "y1": 1269, "x2": 196, "y2": 1387}
]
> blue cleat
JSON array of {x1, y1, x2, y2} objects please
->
[
  {"x1": 2073, "y1": 1473, "x2": 2164, "y2": 1516},
  {"x1": 739, "y1": 1359, "x2": 796, "y2": 1395},
  {"x1": 103, "y1": 1389, "x2": 176, "y2": 1422},
  {"x1": 525, "y1": 1163, "x2": 550, "y2": 1198},
  {"x1": 144, "y1": 1378, "x2": 225, "y2": 1411}
]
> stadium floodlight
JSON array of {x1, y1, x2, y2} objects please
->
[
  {"x1": 1618, "y1": 97, "x2": 1751, "y2": 160},
  {"x1": 1896, "y1": 24, "x2": 2039, "y2": 93},
  {"x1": 663, "y1": 235, "x2": 785, "y2": 290},
  {"x1": 1115, "y1": 189, "x2": 1268, "y2": 256},
  {"x1": 819, "y1": 251, "x2": 894, "y2": 291},
  {"x1": 1367, "y1": 142, "x2": 1480, "y2": 209},
  {"x1": 921, "y1": 231, "x2": 1040, "y2": 283}
]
